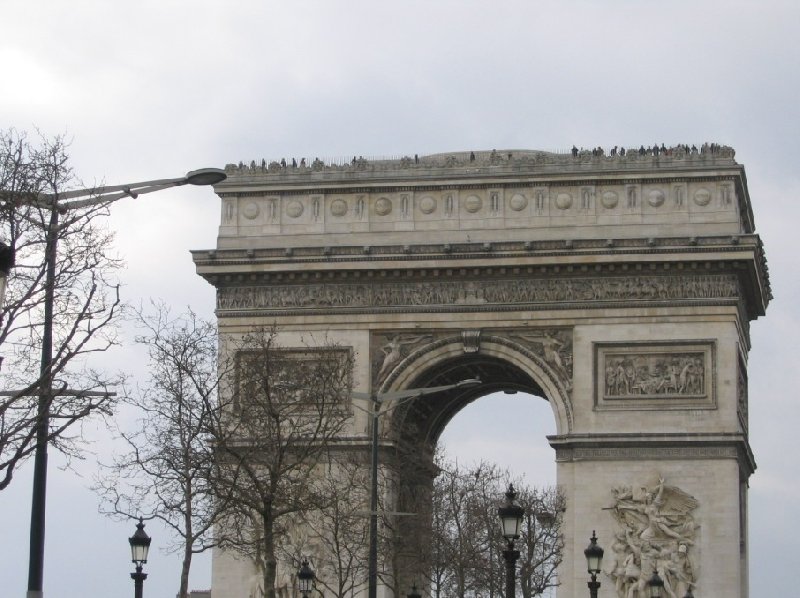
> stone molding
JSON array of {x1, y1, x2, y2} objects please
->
[
  {"x1": 197, "y1": 234, "x2": 763, "y2": 263},
  {"x1": 550, "y1": 433, "x2": 756, "y2": 476}
]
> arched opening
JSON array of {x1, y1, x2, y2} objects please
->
[
  {"x1": 438, "y1": 390, "x2": 557, "y2": 487},
  {"x1": 382, "y1": 347, "x2": 563, "y2": 597}
]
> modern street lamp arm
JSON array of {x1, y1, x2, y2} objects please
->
[
  {"x1": 32, "y1": 167, "x2": 227, "y2": 209},
  {"x1": 362, "y1": 377, "x2": 482, "y2": 598},
  {"x1": 351, "y1": 378, "x2": 481, "y2": 403},
  {"x1": 10, "y1": 164, "x2": 225, "y2": 598}
]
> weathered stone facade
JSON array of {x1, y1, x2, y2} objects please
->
[{"x1": 195, "y1": 146, "x2": 769, "y2": 598}]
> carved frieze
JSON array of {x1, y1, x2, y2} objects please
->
[
  {"x1": 595, "y1": 342, "x2": 715, "y2": 410},
  {"x1": 606, "y1": 476, "x2": 699, "y2": 598},
  {"x1": 217, "y1": 274, "x2": 740, "y2": 314}
]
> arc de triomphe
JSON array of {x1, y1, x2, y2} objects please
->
[{"x1": 194, "y1": 147, "x2": 770, "y2": 598}]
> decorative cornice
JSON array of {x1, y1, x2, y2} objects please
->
[{"x1": 194, "y1": 235, "x2": 762, "y2": 266}]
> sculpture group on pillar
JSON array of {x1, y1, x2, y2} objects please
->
[{"x1": 606, "y1": 476, "x2": 699, "y2": 597}]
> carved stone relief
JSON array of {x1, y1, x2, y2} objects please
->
[
  {"x1": 464, "y1": 194, "x2": 482, "y2": 213},
  {"x1": 286, "y1": 200, "x2": 304, "y2": 218},
  {"x1": 647, "y1": 189, "x2": 665, "y2": 208},
  {"x1": 581, "y1": 187, "x2": 593, "y2": 209},
  {"x1": 605, "y1": 353, "x2": 705, "y2": 398},
  {"x1": 693, "y1": 188, "x2": 711, "y2": 206},
  {"x1": 555, "y1": 192, "x2": 572, "y2": 210},
  {"x1": 330, "y1": 198, "x2": 347, "y2": 217},
  {"x1": 606, "y1": 475, "x2": 699, "y2": 598},
  {"x1": 242, "y1": 201, "x2": 260, "y2": 220},
  {"x1": 375, "y1": 197, "x2": 392, "y2": 216},
  {"x1": 627, "y1": 186, "x2": 638, "y2": 208},
  {"x1": 217, "y1": 274, "x2": 740, "y2": 314},
  {"x1": 601, "y1": 191, "x2": 619, "y2": 209},
  {"x1": 513, "y1": 329, "x2": 573, "y2": 389},
  {"x1": 509, "y1": 193, "x2": 528, "y2": 211},
  {"x1": 738, "y1": 358, "x2": 748, "y2": 432},
  {"x1": 461, "y1": 330, "x2": 481, "y2": 353},
  {"x1": 372, "y1": 333, "x2": 433, "y2": 385},
  {"x1": 419, "y1": 196, "x2": 436, "y2": 215},
  {"x1": 534, "y1": 189, "x2": 547, "y2": 211},
  {"x1": 595, "y1": 342, "x2": 714, "y2": 410},
  {"x1": 223, "y1": 198, "x2": 236, "y2": 223}
]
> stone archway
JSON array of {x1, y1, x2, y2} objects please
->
[{"x1": 195, "y1": 147, "x2": 769, "y2": 598}]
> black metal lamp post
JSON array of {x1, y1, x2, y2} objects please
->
[
  {"x1": 647, "y1": 571, "x2": 664, "y2": 598},
  {"x1": 21, "y1": 167, "x2": 225, "y2": 598},
  {"x1": 128, "y1": 518, "x2": 151, "y2": 598},
  {"x1": 583, "y1": 531, "x2": 604, "y2": 598},
  {"x1": 683, "y1": 590, "x2": 694, "y2": 598},
  {"x1": 297, "y1": 559, "x2": 315, "y2": 598},
  {"x1": 497, "y1": 484, "x2": 524, "y2": 598},
  {"x1": 353, "y1": 378, "x2": 481, "y2": 598}
]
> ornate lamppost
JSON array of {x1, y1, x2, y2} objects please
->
[
  {"x1": 297, "y1": 559, "x2": 315, "y2": 598},
  {"x1": 128, "y1": 518, "x2": 151, "y2": 598},
  {"x1": 583, "y1": 531, "x2": 604, "y2": 598},
  {"x1": 497, "y1": 484, "x2": 524, "y2": 598},
  {"x1": 647, "y1": 571, "x2": 665, "y2": 597}
]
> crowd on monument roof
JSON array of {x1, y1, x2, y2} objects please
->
[
  {"x1": 571, "y1": 142, "x2": 726, "y2": 159},
  {"x1": 226, "y1": 142, "x2": 733, "y2": 176}
]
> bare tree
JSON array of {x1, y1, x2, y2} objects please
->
[
  {"x1": 95, "y1": 304, "x2": 223, "y2": 598},
  {"x1": 278, "y1": 456, "x2": 371, "y2": 598},
  {"x1": 515, "y1": 486, "x2": 564, "y2": 598},
  {"x1": 208, "y1": 326, "x2": 355, "y2": 598},
  {"x1": 0, "y1": 128, "x2": 122, "y2": 491},
  {"x1": 430, "y1": 456, "x2": 564, "y2": 598},
  {"x1": 430, "y1": 459, "x2": 506, "y2": 598}
]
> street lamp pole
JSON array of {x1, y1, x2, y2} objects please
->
[
  {"x1": 128, "y1": 518, "x2": 152, "y2": 598},
  {"x1": 17, "y1": 168, "x2": 226, "y2": 598},
  {"x1": 583, "y1": 531, "x2": 604, "y2": 598},
  {"x1": 352, "y1": 378, "x2": 481, "y2": 598},
  {"x1": 297, "y1": 558, "x2": 315, "y2": 598},
  {"x1": 497, "y1": 484, "x2": 524, "y2": 598}
]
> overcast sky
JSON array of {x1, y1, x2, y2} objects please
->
[{"x1": 1, "y1": 1, "x2": 797, "y2": 596}]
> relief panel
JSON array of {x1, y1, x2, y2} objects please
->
[{"x1": 595, "y1": 341, "x2": 715, "y2": 410}]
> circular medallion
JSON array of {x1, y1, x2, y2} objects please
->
[
  {"x1": 555, "y1": 192, "x2": 573, "y2": 210},
  {"x1": 694, "y1": 188, "x2": 712, "y2": 206},
  {"x1": 286, "y1": 200, "x2": 304, "y2": 218},
  {"x1": 242, "y1": 202, "x2": 260, "y2": 220},
  {"x1": 375, "y1": 197, "x2": 392, "y2": 216},
  {"x1": 330, "y1": 198, "x2": 347, "y2": 217},
  {"x1": 647, "y1": 189, "x2": 666, "y2": 207},
  {"x1": 464, "y1": 195, "x2": 482, "y2": 213},
  {"x1": 601, "y1": 191, "x2": 618, "y2": 209},
  {"x1": 509, "y1": 193, "x2": 528, "y2": 211},
  {"x1": 419, "y1": 196, "x2": 437, "y2": 214}
]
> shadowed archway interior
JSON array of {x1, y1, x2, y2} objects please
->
[{"x1": 390, "y1": 354, "x2": 548, "y2": 449}]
